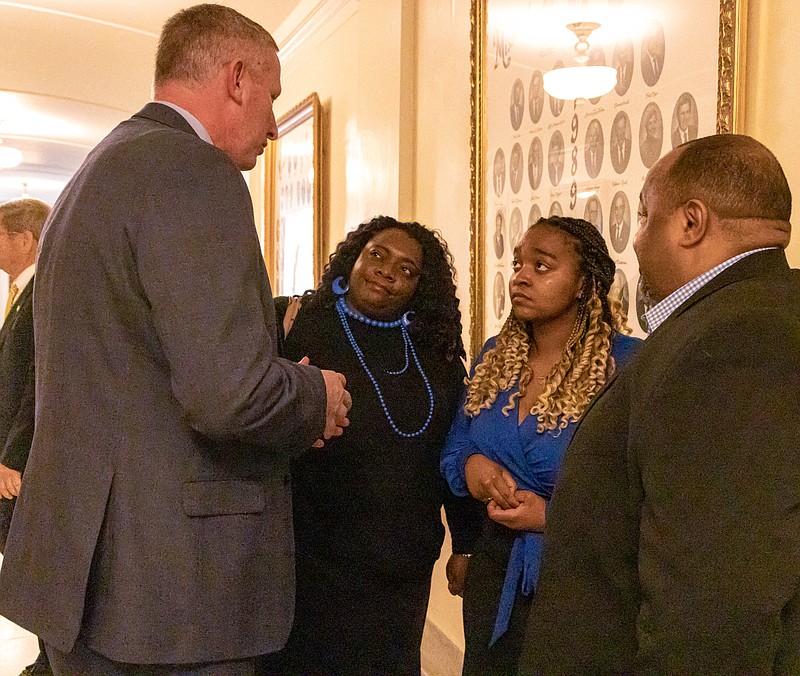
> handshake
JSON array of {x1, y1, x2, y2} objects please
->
[{"x1": 299, "y1": 356, "x2": 352, "y2": 448}]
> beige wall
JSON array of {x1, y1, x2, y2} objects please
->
[
  {"x1": 415, "y1": 0, "x2": 474, "y2": 649},
  {"x1": 744, "y1": 0, "x2": 800, "y2": 266},
  {"x1": 272, "y1": 0, "x2": 416, "y2": 248}
]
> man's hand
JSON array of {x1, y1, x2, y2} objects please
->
[
  {"x1": 487, "y1": 489, "x2": 546, "y2": 531},
  {"x1": 0, "y1": 463, "x2": 22, "y2": 500},
  {"x1": 446, "y1": 553, "x2": 471, "y2": 597},
  {"x1": 298, "y1": 357, "x2": 352, "y2": 448},
  {"x1": 465, "y1": 454, "x2": 520, "y2": 509},
  {"x1": 319, "y1": 368, "x2": 351, "y2": 445}
]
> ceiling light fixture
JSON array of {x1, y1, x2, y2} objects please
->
[
  {"x1": 0, "y1": 142, "x2": 23, "y2": 169},
  {"x1": 543, "y1": 22, "x2": 618, "y2": 101}
]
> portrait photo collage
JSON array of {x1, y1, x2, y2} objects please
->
[{"x1": 484, "y1": 0, "x2": 720, "y2": 337}]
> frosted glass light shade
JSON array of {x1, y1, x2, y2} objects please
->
[
  {"x1": 543, "y1": 65, "x2": 618, "y2": 101},
  {"x1": 0, "y1": 146, "x2": 22, "y2": 169}
]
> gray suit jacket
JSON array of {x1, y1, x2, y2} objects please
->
[{"x1": 0, "y1": 103, "x2": 327, "y2": 664}]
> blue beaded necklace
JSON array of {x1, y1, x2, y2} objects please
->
[{"x1": 333, "y1": 279, "x2": 434, "y2": 438}]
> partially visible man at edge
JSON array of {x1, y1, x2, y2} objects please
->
[
  {"x1": 519, "y1": 133, "x2": 800, "y2": 673},
  {"x1": 0, "y1": 5, "x2": 350, "y2": 674},
  {"x1": 0, "y1": 198, "x2": 51, "y2": 676}
]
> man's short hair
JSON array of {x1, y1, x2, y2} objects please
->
[
  {"x1": 0, "y1": 198, "x2": 50, "y2": 241},
  {"x1": 154, "y1": 4, "x2": 278, "y2": 87},
  {"x1": 661, "y1": 134, "x2": 791, "y2": 222}
]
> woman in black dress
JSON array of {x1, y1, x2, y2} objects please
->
[{"x1": 263, "y1": 216, "x2": 482, "y2": 675}]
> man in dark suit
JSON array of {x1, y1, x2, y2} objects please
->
[
  {"x1": 610, "y1": 112, "x2": 631, "y2": 174},
  {"x1": 0, "y1": 198, "x2": 51, "y2": 676},
  {"x1": 0, "y1": 5, "x2": 351, "y2": 674},
  {"x1": 672, "y1": 92, "x2": 699, "y2": 148},
  {"x1": 609, "y1": 190, "x2": 630, "y2": 253},
  {"x1": 641, "y1": 22, "x2": 665, "y2": 86},
  {"x1": 520, "y1": 134, "x2": 800, "y2": 673}
]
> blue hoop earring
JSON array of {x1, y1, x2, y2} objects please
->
[
  {"x1": 402, "y1": 311, "x2": 415, "y2": 328},
  {"x1": 332, "y1": 276, "x2": 349, "y2": 296}
]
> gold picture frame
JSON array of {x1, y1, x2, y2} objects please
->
[
  {"x1": 264, "y1": 92, "x2": 325, "y2": 296},
  {"x1": 469, "y1": 0, "x2": 747, "y2": 354}
]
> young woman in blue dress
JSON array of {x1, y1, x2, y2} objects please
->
[{"x1": 441, "y1": 215, "x2": 642, "y2": 674}]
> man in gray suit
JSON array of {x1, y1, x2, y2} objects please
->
[{"x1": 0, "y1": 5, "x2": 350, "y2": 674}]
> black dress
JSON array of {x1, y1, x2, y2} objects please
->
[{"x1": 263, "y1": 297, "x2": 481, "y2": 675}]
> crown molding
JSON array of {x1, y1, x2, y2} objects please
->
[{"x1": 274, "y1": 0, "x2": 359, "y2": 67}]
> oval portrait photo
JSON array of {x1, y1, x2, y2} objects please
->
[
  {"x1": 529, "y1": 70, "x2": 544, "y2": 124},
  {"x1": 613, "y1": 39, "x2": 634, "y2": 96},
  {"x1": 548, "y1": 131, "x2": 565, "y2": 186},
  {"x1": 671, "y1": 92, "x2": 698, "y2": 148},
  {"x1": 584, "y1": 119, "x2": 604, "y2": 179},
  {"x1": 639, "y1": 102, "x2": 664, "y2": 169},
  {"x1": 510, "y1": 77, "x2": 525, "y2": 131}
]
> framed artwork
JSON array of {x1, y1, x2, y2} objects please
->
[
  {"x1": 264, "y1": 92, "x2": 325, "y2": 296},
  {"x1": 469, "y1": 0, "x2": 746, "y2": 352}
]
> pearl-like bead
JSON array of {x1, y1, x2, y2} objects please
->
[{"x1": 335, "y1": 297, "x2": 434, "y2": 438}]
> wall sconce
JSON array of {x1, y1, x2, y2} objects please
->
[{"x1": 543, "y1": 22, "x2": 617, "y2": 101}]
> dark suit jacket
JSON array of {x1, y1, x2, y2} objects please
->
[
  {"x1": 0, "y1": 280, "x2": 34, "y2": 473},
  {"x1": 0, "y1": 280, "x2": 35, "y2": 552},
  {"x1": 0, "y1": 103, "x2": 327, "y2": 664},
  {"x1": 521, "y1": 249, "x2": 800, "y2": 673},
  {"x1": 641, "y1": 51, "x2": 663, "y2": 86}
]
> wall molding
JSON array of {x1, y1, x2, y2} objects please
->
[{"x1": 274, "y1": 0, "x2": 359, "y2": 67}]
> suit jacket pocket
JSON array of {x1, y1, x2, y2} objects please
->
[{"x1": 182, "y1": 479, "x2": 265, "y2": 517}]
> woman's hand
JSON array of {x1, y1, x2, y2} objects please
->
[
  {"x1": 464, "y1": 454, "x2": 520, "y2": 509},
  {"x1": 487, "y1": 489, "x2": 546, "y2": 532},
  {"x1": 445, "y1": 553, "x2": 470, "y2": 597}
]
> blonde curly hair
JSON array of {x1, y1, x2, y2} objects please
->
[{"x1": 465, "y1": 216, "x2": 630, "y2": 433}]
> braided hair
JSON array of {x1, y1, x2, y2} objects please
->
[
  {"x1": 304, "y1": 215, "x2": 465, "y2": 362},
  {"x1": 464, "y1": 216, "x2": 629, "y2": 432}
]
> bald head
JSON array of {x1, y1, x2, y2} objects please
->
[
  {"x1": 652, "y1": 134, "x2": 791, "y2": 247},
  {"x1": 636, "y1": 135, "x2": 792, "y2": 303}
]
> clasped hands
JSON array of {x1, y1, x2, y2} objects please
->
[
  {"x1": 299, "y1": 356, "x2": 352, "y2": 448},
  {"x1": 464, "y1": 454, "x2": 546, "y2": 532}
]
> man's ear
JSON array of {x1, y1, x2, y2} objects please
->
[
  {"x1": 19, "y1": 230, "x2": 35, "y2": 256},
  {"x1": 679, "y1": 198, "x2": 709, "y2": 247},
  {"x1": 226, "y1": 60, "x2": 246, "y2": 104}
]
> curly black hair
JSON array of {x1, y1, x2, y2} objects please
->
[
  {"x1": 535, "y1": 215, "x2": 616, "y2": 326},
  {"x1": 304, "y1": 215, "x2": 465, "y2": 362}
]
